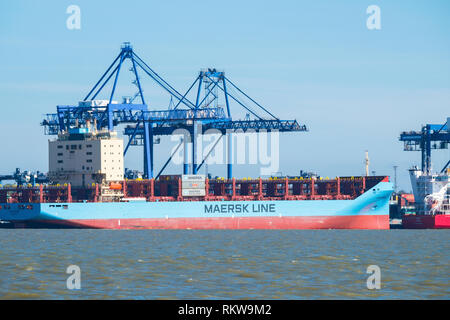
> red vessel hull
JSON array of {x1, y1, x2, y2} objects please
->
[
  {"x1": 402, "y1": 215, "x2": 450, "y2": 229},
  {"x1": 9, "y1": 215, "x2": 389, "y2": 230}
]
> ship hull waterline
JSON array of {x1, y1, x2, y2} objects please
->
[{"x1": 3, "y1": 215, "x2": 389, "y2": 230}]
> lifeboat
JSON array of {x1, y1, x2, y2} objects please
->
[{"x1": 109, "y1": 182, "x2": 122, "y2": 190}]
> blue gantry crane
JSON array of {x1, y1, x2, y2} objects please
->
[
  {"x1": 41, "y1": 43, "x2": 307, "y2": 179},
  {"x1": 399, "y1": 118, "x2": 450, "y2": 173},
  {"x1": 123, "y1": 67, "x2": 307, "y2": 178}
]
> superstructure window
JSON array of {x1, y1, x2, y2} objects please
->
[
  {"x1": 86, "y1": 152, "x2": 92, "y2": 155},
  {"x1": 71, "y1": 145, "x2": 77, "y2": 150},
  {"x1": 57, "y1": 145, "x2": 63, "y2": 149},
  {"x1": 57, "y1": 153, "x2": 63, "y2": 156},
  {"x1": 86, "y1": 159, "x2": 92, "y2": 163},
  {"x1": 58, "y1": 160, "x2": 63, "y2": 163},
  {"x1": 87, "y1": 144, "x2": 92, "y2": 148}
]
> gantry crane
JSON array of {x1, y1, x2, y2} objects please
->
[
  {"x1": 400, "y1": 118, "x2": 450, "y2": 173},
  {"x1": 41, "y1": 43, "x2": 307, "y2": 179}
]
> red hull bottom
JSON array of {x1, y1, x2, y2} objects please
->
[
  {"x1": 10, "y1": 215, "x2": 389, "y2": 229},
  {"x1": 402, "y1": 215, "x2": 450, "y2": 229}
]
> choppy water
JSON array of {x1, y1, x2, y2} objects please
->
[{"x1": 0, "y1": 230, "x2": 448, "y2": 299}]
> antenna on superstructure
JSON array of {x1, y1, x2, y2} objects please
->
[
  {"x1": 393, "y1": 165, "x2": 398, "y2": 193},
  {"x1": 365, "y1": 150, "x2": 370, "y2": 176}
]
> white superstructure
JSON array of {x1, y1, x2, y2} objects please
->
[
  {"x1": 409, "y1": 167, "x2": 450, "y2": 215},
  {"x1": 48, "y1": 128, "x2": 124, "y2": 187}
]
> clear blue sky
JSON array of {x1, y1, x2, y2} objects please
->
[{"x1": 0, "y1": 0, "x2": 449, "y2": 191}]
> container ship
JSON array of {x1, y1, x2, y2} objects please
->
[
  {"x1": 0, "y1": 43, "x2": 393, "y2": 229},
  {"x1": 0, "y1": 124, "x2": 393, "y2": 229}
]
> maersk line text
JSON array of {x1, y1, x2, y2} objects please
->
[{"x1": 204, "y1": 203, "x2": 276, "y2": 214}]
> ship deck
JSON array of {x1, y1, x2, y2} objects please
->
[{"x1": 0, "y1": 176, "x2": 388, "y2": 204}]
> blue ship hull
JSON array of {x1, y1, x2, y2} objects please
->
[{"x1": 0, "y1": 182, "x2": 393, "y2": 229}]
